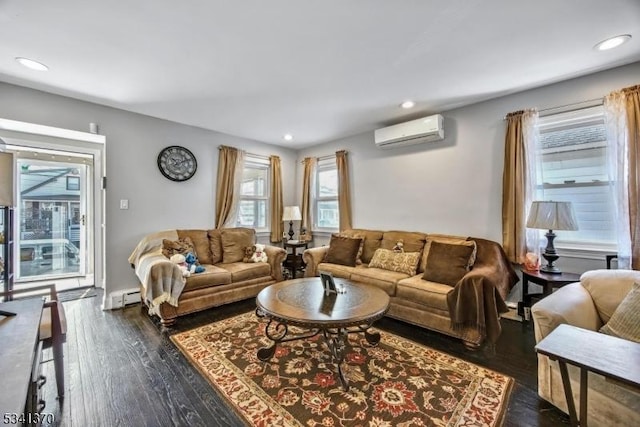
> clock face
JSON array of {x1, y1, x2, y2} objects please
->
[{"x1": 157, "y1": 146, "x2": 197, "y2": 182}]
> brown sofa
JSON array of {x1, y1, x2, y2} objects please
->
[
  {"x1": 129, "y1": 228, "x2": 286, "y2": 325},
  {"x1": 303, "y1": 229, "x2": 518, "y2": 347}
]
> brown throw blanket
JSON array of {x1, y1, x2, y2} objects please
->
[{"x1": 446, "y1": 237, "x2": 519, "y2": 345}]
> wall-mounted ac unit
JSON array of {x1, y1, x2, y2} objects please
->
[{"x1": 374, "y1": 114, "x2": 444, "y2": 149}]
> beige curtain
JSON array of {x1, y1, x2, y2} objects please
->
[
  {"x1": 269, "y1": 155, "x2": 283, "y2": 243},
  {"x1": 301, "y1": 157, "x2": 316, "y2": 234},
  {"x1": 501, "y1": 110, "x2": 539, "y2": 264},
  {"x1": 623, "y1": 85, "x2": 640, "y2": 269},
  {"x1": 336, "y1": 150, "x2": 352, "y2": 231},
  {"x1": 215, "y1": 145, "x2": 239, "y2": 228}
]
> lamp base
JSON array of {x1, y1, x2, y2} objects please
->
[
  {"x1": 541, "y1": 229, "x2": 562, "y2": 274},
  {"x1": 287, "y1": 221, "x2": 295, "y2": 241}
]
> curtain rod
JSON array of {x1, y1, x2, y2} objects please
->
[
  {"x1": 503, "y1": 97, "x2": 604, "y2": 120},
  {"x1": 218, "y1": 145, "x2": 270, "y2": 161},
  {"x1": 299, "y1": 152, "x2": 347, "y2": 164}
]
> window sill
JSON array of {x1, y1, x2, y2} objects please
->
[{"x1": 555, "y1": 242, "x2": 617, "y2": 260}]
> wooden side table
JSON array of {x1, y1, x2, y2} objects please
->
[
  {"x1": 535, "y1": 324, "x2": 640, "y2": 426},
  {"x1": 519, "y1": 270, "x2": 581, "y2": 322},
  {"x1": 283, "y1": 241, "x2": 309, "y2": 279}
]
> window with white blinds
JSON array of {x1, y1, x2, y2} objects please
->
[{"x1": 536, "y1": 105, "x2": 616, "y2": 248}]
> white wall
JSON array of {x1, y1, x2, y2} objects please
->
[
  {"x1": 297, "y1": 61, "x2": 640, "y2": 300},
  {"x1": 0, "y1": 82, "x2": 298, "y2": 304}
]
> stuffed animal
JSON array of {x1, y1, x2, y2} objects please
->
[
  {"x1": 392, "y1": 239, "x2": 404, "y2": 253},
  {"x1": 242, "y1": 246, "x2": 255, "y2": 263},
  {"x1": 170, "y1": 253, "x2": 191, "y2": 277},
  {"x1": 185, "y1": 252, "x2": 205, "y2": 274},
  {"x1": 250, "y1": 243, "x2": 268, "y2": 263}
]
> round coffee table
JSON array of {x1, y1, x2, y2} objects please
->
[{"x1": 255, "y1": 277, "x2": 390, "y2": 390}]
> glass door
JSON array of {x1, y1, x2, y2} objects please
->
[{"x1": 16, "y1": 157, "x2": 90, "y2": 282}]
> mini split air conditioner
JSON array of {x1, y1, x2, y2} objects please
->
[{"x1": 374, "y1": 114, "x2": 444, "y2": 149}]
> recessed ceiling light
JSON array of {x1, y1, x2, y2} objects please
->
[
  {"x1": 594, "y1": 34, "x2": 632, "y2": 51},
  {"x1": 15, "y1": 57, "x2": 49, "y2": 71},
  {"x1": 400, "y1": 100, "x2": 415, "y2": 109},
  {"x1": 283, "y1": 134, "x2": 293, "y2": 141}
]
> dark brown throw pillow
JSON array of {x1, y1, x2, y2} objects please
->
[
  {"x1": 323, "y1": 235, "x2": 363, "y2": 267},
  {"x1": 162, "y1": 237, "x2": 196, "y2": 259},
  {"x1": 422, "y1": 241, "x2": 474, "y2": 286}
]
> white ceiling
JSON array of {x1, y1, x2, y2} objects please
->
[{"x1": 1, "y1": 1, "x2": 639, "y2": 148}]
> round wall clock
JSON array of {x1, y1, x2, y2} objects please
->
[{"x1": 157, "y1": 145, "x2": 197, "y2": 182}]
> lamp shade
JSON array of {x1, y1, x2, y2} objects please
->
[
  {"x1": 282, "y1": 205, "x2": 302, "y2": 221},
  {"x1": 0, "y1": 151, "x2": 15, "y2": 207},
  {"x1": 526, "y1": 201, "x2": 578, "y2": 231}
]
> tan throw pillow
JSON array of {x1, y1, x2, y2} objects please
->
[
  {"x1": 337, "y1": 232, "x2": 365, "y2": 265},
  {"x1": 422, "y1": 241, "x2": 475, "y2": 286},
  {"x1": 368, "y1": 248, "x2": 421, "y2": 276},
  {"x1": 220, "y1": 228, "x2": 256, "y2": 263},
  {"x1": 177, "y1": 229, "x2": 213, "y2": 265},
  {"x1": 323, "y1": 235, "x2": 363, "y2": 267},
  {"x1": 161, "y1": 237, "x2": 196, "y2": 259},
  {"x1": 599, "y1": 282, "x2": 640, "y2": 343}
]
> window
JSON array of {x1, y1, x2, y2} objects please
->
[
  {"x1": 237, "y1": 157, "x2": 269, "y2": 230},
  {"x1": 314, "y1": 159, "x2": 339, "y2": 230},
  {"x1": 535, "y1": 105, "x2": 616, "y2": 248}
]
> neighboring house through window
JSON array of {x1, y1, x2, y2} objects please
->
[
  {"x1": 314, "y1": 158, "x2": 339, "y2": 231},
  {"x1": 535, "y1": 105, "x2": 616, "y2": 250},
  {"x1": 237, "y1": 156, "x2": 270, "y2": 231}
]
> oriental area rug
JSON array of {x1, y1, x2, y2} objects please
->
[{"x1": 170, "y1": 312, "x2": 513, "y2": 427}]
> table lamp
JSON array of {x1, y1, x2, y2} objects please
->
[
  {"x1": 526, "y1": 201, "x2": 578, "y2": 274},
  {"x1": 282, "y1": 206, "x2": 302, "y2": 241}
]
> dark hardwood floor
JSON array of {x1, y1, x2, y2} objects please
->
[{"x1": 39, "y1": 290, "x2": 569, "y2": 427}]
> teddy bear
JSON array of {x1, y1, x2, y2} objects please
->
[
  {"x1": 170, "y1": 253, "x2": 191, "y2": 277},
  {"x1": 185, "y1": 252, "x2": 205, "y2": 274},
  {"x1": 392, "y1": 239, "x2": 404, "y2": 253},
  {"x1": 250, "y1": 243, "x2": 268, "y2": 263},
  {"x1": 242, "y1": 246, "x2": 255, "y2": 263}
]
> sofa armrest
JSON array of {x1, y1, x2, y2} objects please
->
[
  {"x1": 303, "y1": 246, "x2": 329, "y2": 277},
  {"x1": 264, "y1": 245, "x2": 287, "y2": 282},
  {"x1": 531, "y1": 282, "x2": 602, "y2": 343}
]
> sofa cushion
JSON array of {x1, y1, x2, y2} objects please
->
[
  {"x1": 207, "y1": 229, "x2": 223, "y2": 264},
  {"x1": 368, "y1": 248, "x2": 421, "y2": 276},
  {"x1": 380, "y1": 231, "x2": 426, "y2": 254},
  {"x1": 342, "y1": 229, "x2": 383, "y2": 264},
  {"x1": 323, "y1": 234, "x2": 362, "y2": 267},
  {"x1": 317, "y1": 262, "x2": 356, "y2": 279},
  {"x1": 581, "y1": 269, "x2": 640, "y2": 323},
  {"x1": 420, "y1": 234, "x2": 475, "y2": 273},
  {"x1": 396, "y1": 275, "x2": 452, "y2": 311},
  {"x1": 350, "y1": 266, "x2": 408, "y2": 296},
  {"x1": 177, "y1": 230, "x2": 213, "y2": 265},
  {"x1": 220, "y1": 228, "x2": 256, "y2": 263},
  {"x1": 183, "y1": 265, "x2": 232, "y2": 292},
  {"x1": 217, "y1": 261, "x2": 271, "y2": 282},
  {"x1": 161, "y1": 237, "x2": 195, "y2": 259},
  {"x1": 422, "y1": 241, "x2": 475, "y2": 286},
  {"x1": 599, "y1": 282, "x2": 640, "y2": 343}
]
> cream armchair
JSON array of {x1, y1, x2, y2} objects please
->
[{"x1": 531, "y1": 269, "x2": 640, "y2": 426}]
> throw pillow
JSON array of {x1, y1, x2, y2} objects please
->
[
  {"x1": 323, "y1": 235, "x2": 363, "y2": 267},
  {"x1": 420, "y1": 236, "x2": 477, "y2": 273},
  {"x1": 337, "y1": 232, "x2": 365, "y2": 265},
  {"x1": 177, "y1": 229, "x2": 214, "y2": 265},
  {"x1": 368, "y1": 248, "x2": 421, "y2": 276},
  {"x1": 162, "y1": 237, "x2": 196, "y2": 259},
  {"x1": 220, "y1": 228, "x2": 256, "y2": 263},
  {"x1": 599, "y1": 282, "x2": 640, "y2": 343},
  {"x1": 422, "y1": 241, "x2": 475, "y2": 286}
]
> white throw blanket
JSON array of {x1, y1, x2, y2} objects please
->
[{"x1": 128, "y1": 230, "x2": 186, "y2": 315}]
